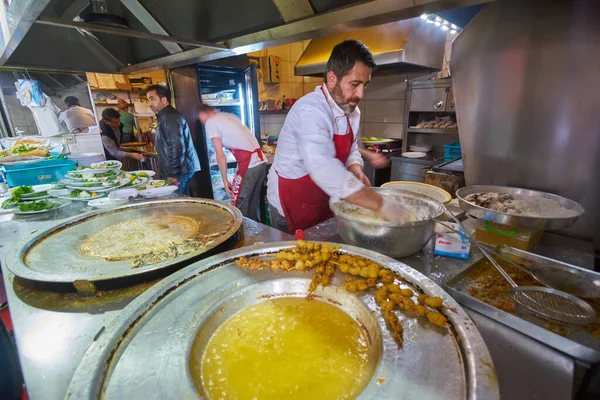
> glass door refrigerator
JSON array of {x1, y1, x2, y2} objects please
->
[{"x1": 195, "y1": 64, "x2": 261, "y2": 203}]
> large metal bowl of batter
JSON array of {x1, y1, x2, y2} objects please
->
[
  {"x1": 65, "y1": 242, "x2": 498, "y2": 400},
  {"x1": 330, "y1": 188, "x2": 445, "y2": 258}
]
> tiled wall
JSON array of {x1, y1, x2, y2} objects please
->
[{"x1": 250, "y1": 41, "x2": 322, "y2": 138}]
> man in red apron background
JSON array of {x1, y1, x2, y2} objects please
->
[
  {"x1": 266, "y1": 39, "x2": 409, "y2": 234},
  {"x1": 198, "y1": 104, "x2": 266, "y2": 221}
]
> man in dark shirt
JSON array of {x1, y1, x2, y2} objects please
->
[
  {"x1": 146, "y1": 85, "x2": 200, "y2": 195},
  {"x1": 100, "y1": 108, "x2": 145, "y2": 162}
]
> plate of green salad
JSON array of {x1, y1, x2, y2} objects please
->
[{"x1": 12, "y1": 199, "x2": 71, "y2": 215}]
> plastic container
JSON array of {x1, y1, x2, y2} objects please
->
[
  {"x1": 1, "y1": 158, "x2": 76, "y2": 187},
  {"x1": 474, "y1": 220, "x2": 543, "y2": 250},
  {"x1": 444, "y1": 142, "x2": 461, "y2": 160}
]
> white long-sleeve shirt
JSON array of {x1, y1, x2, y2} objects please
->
[{"x1": 267, "y1": 84, "x2": 364, "y2": 216}]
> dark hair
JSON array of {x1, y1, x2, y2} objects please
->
[
  {"x1": 324, "y1": 39, "x2": 376, "y2": 82},
  {"x1": 146, "y1": 84, "x2": 171, "y2": 103},
  {"x1": 64, "y1": 96, "x2": 80, "y2": 107},
  {"x1": 102, "y1": 108, "x2": 120, "y2": 121},
  {"x1": 197, "y1": 103, "x2": 215, "y2": 114}
]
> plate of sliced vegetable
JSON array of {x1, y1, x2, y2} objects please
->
[
  {"x1": 1, "y1": 185, "x2": 54, "y2": 208},
  {"x1": 65, "y1": 178, "x2": 128, "y2": 193},
  {"x1": 50, "y1": 189, "x2": 105, "y2": 201},
  {"x1": 12, "y1": 199, "x2": 71, "y2": 215},
  {"x1": 130, "y1": 170, "x2": 155, "y2": 178},
  {"x1": 72, "y1": 161, "x2": 122, "y2": 175},
  {"x1": 139, "y1": 180, "x2": 171, "y2": 190},
  {"x1": 120, "y1": 176, "x2": 149, "y2": 189},
  {"x1": 90, "y1": 160, "x2": 122, "y2": 170},
  {"x1": 65, "y1": 169, "x2": 119, "y2": 181}
]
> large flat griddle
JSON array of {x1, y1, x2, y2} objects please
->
[
  {"x1": 65, "y1": 242, "x2": 498, "y2": 400},
  {"x1": 5, "y1": 199, "x2": 242, "y2": 285}
]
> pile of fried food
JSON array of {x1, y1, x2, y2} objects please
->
[
  {"x1": 412, "y1": 116, "x2": 457, "y2": 130},
  {"x1": 236, "y1": 241, "x2": 451, "y2": 348}
]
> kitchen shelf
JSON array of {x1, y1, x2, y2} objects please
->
[
  {"x1": 407, "y1": 128, "x2": 458, "y2": 134},
  {"x1": 259, "y1": 110, "x2": 288, "y2": 114}
]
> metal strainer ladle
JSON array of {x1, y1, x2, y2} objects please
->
[{"x1": 438, "y1": 212, "x2": 597, "y2": 325}]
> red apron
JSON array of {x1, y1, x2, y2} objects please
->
[
  {"x1": 277, "y1": 87, "x2": 354, "y2": 234},
  {"x1": 230, "y1": 148, "x2": 264, "y2": 206}
]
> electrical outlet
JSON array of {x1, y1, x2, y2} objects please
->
[{"x1": 65, "y1": 134, "x2": 75, "y2": 144}]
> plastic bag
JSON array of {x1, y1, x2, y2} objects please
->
[{"x1": 14, "y1": 79, "x2": 46, "y2": 107}]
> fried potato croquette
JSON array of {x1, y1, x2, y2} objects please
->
[
  {"x1": 427, "y1": 311, "x2": 448, "y2": 327},
  {"x1": 424, "y1": 296, "x2": 444, "y2": 309}
]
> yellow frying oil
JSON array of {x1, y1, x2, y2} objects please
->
[{"x1": 192, "y1": 297, "x2": 371, "y2": 400}]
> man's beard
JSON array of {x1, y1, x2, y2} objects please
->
[{"x1": 330, "y1": 83, "x2": 360, "y2": 114}]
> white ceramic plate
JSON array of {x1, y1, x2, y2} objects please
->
[
  {"x1": 130, "y1": 170, "x2": 156, "y2": 177},
  {"x1": 138, "y1": 186, "x2": 178, "y2": 198},
  {"x1": 50, "y1": 188, "x2": 106, "y2": 201},
  {"x1": 12, "y1": 199, "x2": 71, "y2": 215},
  {"x1": 90, "y1": 160, "x2": 122, "y2": 171},
  {"x1": 401, "y1": 151, "x2": 427, "y2": 158},
  {"x1": 88, "y1": 197, "x2": 128, "y2": 209},
  {"x1": 66, "y1": 178, "x2": 128, "y2": 193},
  {"x1": 409, "y1": 145, "x2": 433, "y2": 152},
  {"x1": 108, "y1": 188, "x2": 139, "y2": 200}
]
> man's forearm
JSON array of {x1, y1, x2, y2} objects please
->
[
  {"x1": 216, "y1": 153, "x2": 228, "y2": 183},
  {"x1": 344, "y1": 187, "x2": 383, "y2": 211}
]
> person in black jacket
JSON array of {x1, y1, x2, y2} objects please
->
[
  {"x1": 146, "y1": 85, "x2": 200, "y2": 195},
  {"x1": 100, "y1": 108, "x2": 145, "y2": 162}
]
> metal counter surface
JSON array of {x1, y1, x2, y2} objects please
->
[
  {"x1": 303, "y1": 218, "x2": 595, "y2": 400},
  {"x1": 0, "y1": 202, "x2": 292, "y2": 400}
]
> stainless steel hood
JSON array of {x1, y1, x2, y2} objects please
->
[
  {"x1": 295, "y1": 18, "x2": 447, "y2": 76},
  {"x1": 0, "y1": 0, "x2": 491, "y2": 74}
]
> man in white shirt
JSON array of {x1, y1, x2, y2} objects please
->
[
  {"x1": 266, "y1": 40, "x2": 408, "y2": 234},
  {"x1": 198, "y1": 104, "x2": 267, "y2": 220},
  {"x1": 58, "y1": 96, "x2": 97, "y2": 133}
]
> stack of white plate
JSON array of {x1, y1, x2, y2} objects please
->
[
  {"x1": 409, "y1": 144, "x2": 433, "y2": 152},
  {"x1": 68, "y1": 152, "x2": 105, "y2": 167}
]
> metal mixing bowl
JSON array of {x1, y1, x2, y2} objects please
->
[{"x1": 329, "y1": 188, "x2": 444, "y2": 258}]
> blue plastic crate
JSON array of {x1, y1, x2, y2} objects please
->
[
  {"x1": 1, "y1": 157, "x2": 76, "y2": 187},
  {"x1": 444, "y1": 142, "x2": 461, "y2": 159}
]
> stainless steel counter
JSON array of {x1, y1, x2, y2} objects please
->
[
  {"x1": 0, "y1": 203, "x2": 292, "y2": 400},
  {"x1": 304, "y1": 218, "x2": 595, "y2": 400},
  {"x1": 1, "y1": 202, "x2": 595, "y2": 400}
]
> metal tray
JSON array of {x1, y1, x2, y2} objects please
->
[
  {"x1": 456, "y1": 185, "x2": 584, "y2": 230},
  {"x1": 4, "y1": 199, "x2": 242, "y2": 285},
  {"x1": 445, "y1": 247, "x2": 600, "y2": 363},
  {"x1": 66, "y1": 242, "x2": 498, "y2": 400}
]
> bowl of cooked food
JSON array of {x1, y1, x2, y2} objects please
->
[{"x1": 330, "y1": 188, "x2": 445, "y2": 258}]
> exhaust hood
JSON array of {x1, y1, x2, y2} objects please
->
[{"x1": 295, "y1": 17, "x2": 447, "y2": 76}]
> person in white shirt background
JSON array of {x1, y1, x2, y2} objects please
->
[
  {"x1": 58, "y1": 96, "x2": 97, "y2": 133},
  {"x1": 266, "y1": 39, "x2": 409, "y2": 234},
  {"x1": 198, "y1": 104, "x2": 267, "y2": 221}
]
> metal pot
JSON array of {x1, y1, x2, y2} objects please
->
[{"x1": 329, "y1": 188, "x2": 444, "y2": 258}]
